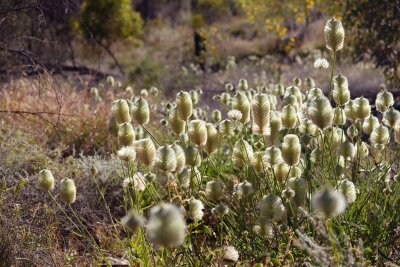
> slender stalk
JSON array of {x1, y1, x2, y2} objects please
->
[
  {"x1": 329, "y1": 51, "x2": 337, "y2": 102},
  {"x1": 141, "y1": 124, "x2": 161, "y2": 146}
]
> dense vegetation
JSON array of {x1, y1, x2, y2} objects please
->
[{"x1": 0, "y1": 1, "x2": 399, "y2": 266}]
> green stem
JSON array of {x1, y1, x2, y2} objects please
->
[{"x1": 329, "y1": 51, "x2": 337, "y2": 102}]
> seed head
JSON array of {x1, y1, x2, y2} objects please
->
[
  {"x1": 264, "y1": 146, "x2": 283, "y2": 166},
  {"x1": 185, "y1": 145, "x2": 202, "y2": 167},
  {"x1": 169, "y1": 107, "x2": 186, "y2": 135},
  {"x1": 282, "y1": 134, "x2": 301, "y2": 166},
  {"x1": 146, "y1": 203, "x2": 186, "y2": 247},
  {"x1": 188, "y1": 120, "x2": 207, "y2": 147},
  {"x1": 117, "y1": 146, "x2": 136, "y2": 162},
  {"x1": 376, "y1": 88, "x2": 394, "y2": 113},
  {"x1": 131, "y1": 98, "x2": 150, "y2": 125},
  {"x1": 172, "y1": 144, "x2": 186, "y2": 174},
  {"x1": 251, "y1": 93, "x2": 271, "y2": 135},
  {"x1": 233, "y1": 140, "x2": 254, "y2": 169},
  {"x1": 288, "y1": 177, "x2": 307, "y2": 208},
  {"x1": 205, "y1": 181, "x2": 225, "y2": 202},
  {"x1": 312, "y1": 186, "x2": 346, "y2": 218},
  {"x1": 281, "y1": 104, "x2": 298, "y2": 129},
  {"x1": 314, "y1": 58, "x2": 329, "y2": 69},
  {"x1": 338, "y1": 141, "x2": 355, "y2": 160},
  {"x1": 176, "y1": 91, "x2": 193, "y2": 121},
  {"x1": 338, "y1": 179, "x2": 356, "y2": 204},
  {"x1": 370, "y1": 124, "x2": 390, "y2": 145},
  {"x1": 324, "y1": 18, "x2": 345, "y2": 52},
  {"x1": 205, "y1": 123, "x2": 219, "y2": 154},
  {"x1": 306, "y1": 95, "x2": 333, "y2": 129},
  {"x1": 232, "y1": 92, "x2": 251, "y2": 123},
  {"x1": 344, "y1": 100, "x2": 358, "y2": 121},
  {"x1": 121, "y1": 209, "x2": 145, "y2": 233},
  {"x1": 354, "y1": 96, "x2": 371, "y2": 120},
  {"x1": 37, "y1": 169, "x2": 55, "y2": 191},
  {"x1": 363, "y1": 115, "x2": 379, "y2": 135},
  {"x1": 155, "y1": 146, "x2": 177, "y2": 173},
  {"x1": 133, "y1": 138, "x2": 156, "y2": 166},
  {"x1": 118, "y1": 122, "x2": 135, "y2": 146},
  {"x1": 211, "y1": 203, "x2": 229, "y2": 217},
  {"x1": 259, "y1": 194, "x2": 286, "y2": 222},
  {"x1": 186, "y1": 198, "x2": 204, "y2": 221},
  {"x1": 112, "y1": 99, "x2": 131, "y2": 124},
  {"x1": 211, "y1": 109, "x2": 222, "y2": 123},
  {"x1": 333, "y1": 107, "x2": 347, "y2": 126},
  {"x1": 383, "y1": 107, "x2": 400, "y2": 129},
  {"x1": 333, "y1": 74, "x2": 350, "y2": 106},
  {"x1": 237, "y1": 78, "x2": 248, "y2": 91},
  {"x1": 253, "y1": 217, "x2": 273, "y2": 237},
  {"x1": 59, "y1": 178, "x2": 76, "y2": 204}
]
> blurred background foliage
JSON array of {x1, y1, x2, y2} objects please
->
[{"x1": 0, "y1": 0, "x2": 398, "y2": 87}]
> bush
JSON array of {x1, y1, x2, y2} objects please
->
[{"x1": 81, "y1": 0, "x2": 143, "y2": 45}]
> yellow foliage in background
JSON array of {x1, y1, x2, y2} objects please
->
[{"x1": 237, "y1": 0, "x2": 341, "y2": 38}]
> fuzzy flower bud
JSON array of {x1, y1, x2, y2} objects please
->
[
  {"x1": 176, "y1": 91, "x2": 193, "y2": 121},
  {"x1": 383, "y1": 107, "x2": 400, "y2": 129},
  {"x1": 281, "y1": 104, "x2": 298, "y2": 129},
  {"x1": 233, "y1": 140, "x2": 254, "y2": 169},
  {"x1": 133, "y1": 138, "x2": 156, "y2": 166},
  {"x1": 218, "y1": 119, "x2": 235, "y2": 137},
  {"x1": 376, "y1": 88, "x2": 394, "y2": 113},
  {"x1": 273, "y1": 163, "x2": 290, "y2": 183},
  {"x1": 212, "y1": 203, "x2": 229, "y2": 217},
  {"x1": 112, "y1": 99, "x2": 131, "y2": 124},
  {"x1": 169, "y1": 107, "x2": 186, "y2": 135},
  {"x1": 37, "y1": 169, "x2": 55, "y2": 191},
  {"x1": 131, "y1": 98, "x2": 150, "y2": 125},
  {"x1": 324, "y1": 17, "x2": 345, "y2": 52},
  {"x1": 233, "y1": 92, "x2": 251, "y2": 124},
  {"x1": 155, "y1": 146, "x2": 177, "y2": 173},
  {"x1": 306, "y1": 95, "x2": 333, "y2": 129},
  {"x1": 118, "y1": 122, "x2": 135, "y2": 146},
  {"x1": 59, "y1": 178, "x2": 76, "y2": 204},
  {"x1": 354, "y1": 96, "x2": 371, "y2": 120},
  {"x1": 338, "y1": 141, "x2": 355, "y2": 160},
  {"x1": 185, "y1": 145, "x2": 202, "y2": 167},
  {"x1": 333, "y1": 74, "x2": 350, "y2": 106},
  {"x1": 172, "y1": 144, "x2": 186, "y2": 174},
  {"x1": 288, "y1": 177, "x2": 307, "y2": 208},
  {"x1": 205, "y1": 123, "x2": 219, "y2": 154},
  {"x1": 266, "y1": 111, "x2": 282, "y2": 146},
  {"x1": 188, "y1": 120, "x2": 207, "y2": 147},
  {"x1": 259, "y1": 194, "x2": 286, "y2": 222},
  {"x1": 121, "y1": 210, "x2": 144, "y2": 233},
  {"x1": 251, "y1": 93, "x2": 271, "y2": 135},
  {"x1": 146, "y1": 203, "x2": 186, "y2": 247},
  {"x1": 238, "y1": 78, "x2": 248, "y2": 91},
  {"x1": 314, "y1": 58, "x2": 329, "y2": 69},
  {"x1": 333, "y1": 107, "x2": 347, "y2": 126},
  {"x1": 186, "y1": 198, "x2": 204, "y2": 221},
  {"x1": 211, "y1": 109, "x2": 222, "y2": 123},
  {"x1": 282, "y1": 134, "x2": 301, "y2": 166},
  {"x1": 117, "y1": 146, "x2": 136, "y2": 162},
  {"x1": 312, "y1": 187, "x2": 346, "y2": 218},
  {"x1": 370, "y1": 124, "x2": 390, "y2": 145},
  {"x1": 205, "y1": 181, "x2": 225, "y2": 202},
  {"x1": 338, "y1": 179, "x2": 356, "y2": 204},
  {"x1": 264, "y1": 146, "x2": 283, "y2": 166},
  {"x1": 363, "y1": 115, "x2": 379, "y2": 135}
]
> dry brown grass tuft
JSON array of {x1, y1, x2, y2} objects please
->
[{"x1": 1, "y1": 74, "x2": 115, "y2": 155}]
